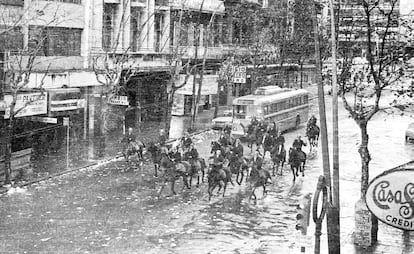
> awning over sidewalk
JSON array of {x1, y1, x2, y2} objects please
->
[{"x1": 175, "y1": 75, "x2": 218, "y2": 95}]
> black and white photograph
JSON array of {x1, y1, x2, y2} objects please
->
[{"x1": 0, "y1": 0, "x2": 413, "y2": 253}]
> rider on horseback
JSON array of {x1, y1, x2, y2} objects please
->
[
  {"x1": 184, "y1": 143, "x2": 199, "y2": 174},
  {"x1": 122, "y1": 127, "x2": 136, "y2": 145},
  {"x1": 181, "y1": 132, "x2": 193, "y2": 153},
  {"x1": 306, "y1": 115, "x2": 318, "y2": 133},
  {"x1": 158, "y1": 129, "x2": 167, "y2": 147},
  {"x1": 292, "y1": 135, "x2": 307, "y2": 151}
]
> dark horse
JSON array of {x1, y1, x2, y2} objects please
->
[
  {"x1": 147, "y1": 142, "x2": 162, "y2": 177},
  {"x1": 248, "y1": 166, "x2": 272, "y2": 201},
  {"x1": 241, "y1": 123, "x2": 258, "y2": 152},
  {"x1": 157, "y1": 152, "x2": 191, "y2": 196},
  {"x1": 270, "y1": 145, "x2": 286, "y2": 176},
  {"x1": 306, "y1": 124, "x2": 320, "y2": 153},
  {"x1": 182, "y1": 153, "x2": 207, "y2": 188},
  {"x1": 228, "y1": 152, "x2": 250, "y2": 185},
  {"x1": 288, "y1": 148, "x2": 307, "y2": 182},
  {"x1": 207, "y1": 159, "x2": 233, "y2": 201}
]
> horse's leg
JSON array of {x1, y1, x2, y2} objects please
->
[
  {"x1": 171, "y1": 180, "x2": 177, "y2": 195},
  {"x1": 249, "y1": 187, "x2": 257, "y2": 201},
  {"x1": 291, "y1": 165, "x2": 296, "y2": 182},
  {"x1": 222, "y1": 182, "x2": 227, "y2": 198},
  {"x1": 158, "y1": 180, "x2": 167, "y2": 197},
  {"x1": 263, "y1": 184, "x2": 267, "y2": 198},
  {"x1": 154, "y1": 164, "x2": 158, "y2": 177}
]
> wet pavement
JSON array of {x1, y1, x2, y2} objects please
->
[{"x1": 1, "y1": 90, "x2": 414, "y2": 253}]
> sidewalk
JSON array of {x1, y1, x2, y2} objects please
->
[
  {"x1": 341, "y1": 224, "x2": 414, "y2": 254},
  {"x1": 1, "y1": 106, "x2": 226, "y2": 189}
]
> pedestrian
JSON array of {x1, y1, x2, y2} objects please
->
[{"x1": 181, "y1": 132, "x2": 193, "y2": 152}]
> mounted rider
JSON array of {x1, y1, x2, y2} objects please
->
[
  {"x1": 261, "y1": 131, "x2": 274, "y2": 156},
  {"x1": 181, "y1": 132, "x2": 193, "y2": 153},
  {"x1": 268, "y1": 122, "x2": 278, "y2": 139},
  {"x1": 122, "y1": 127, "x2": 137, "y2": 145},
  {"x1": 252, "y1": 149, "x2": 264, "y2": 171},
  {"x1": 306, "y1": 115, "x2": 318, "y2": 134},
  {"x1": 211, "y1": 149, "x2": 225, "y2": 173},
  {"x1": 231, "y1": 138, "x2": 244, "y2": 163},
  {"x1": 169, "y1": 145, "x2": 182, "y2": 163},
  {"x1": 292, "y1": 135, "x2": 307, "y2": 151},
  {"x1": 184, "y1": 143, "x2": 200, "y2": 174},
  {"x1": 158, "y1": 129, "x2": 167, "y2": 147}
]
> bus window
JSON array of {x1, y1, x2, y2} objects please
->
[
  {"x1": 304, "y1": 95, "x2": 309, "y2": 104},
  {"x1": 264, "y1": 105, "x2": 269, "y2": 115}
]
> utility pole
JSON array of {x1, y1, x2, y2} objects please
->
[
  {"x1": 311, "y1": 2, "x2": 335, "y2": 253},
  {"x1": 329, "y1": 0, "x2": 341, "y2": 252}
]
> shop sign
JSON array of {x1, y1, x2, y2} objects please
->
[
  {"x1": 3, "y1": 92, "x2": 47, "y2": 119},
  {"x1": 176, "y1": 75, "x2": 218, "y2": 95},
  {"x1": 366, "y1": 168, "x2": 414, "y2": 231},
  {"x1": 108, "y1": 95, "x2": 129, "y2": 106},
  {"x1": 31, "y1": 116, "x2": 58, "y2": 124},
  {"x1": 50, "y1": 99, "x2": 85, "y2": 112}
]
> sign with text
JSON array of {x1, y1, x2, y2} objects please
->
[
  {"x1": 108, "y1": 95, "x2": 129, "y2": 106},
  {"x1": 50, "y1": 99, "x2": 85, "y2": 112},
  {"x1": 233, "y1": 66, "x2": 247, "y2": 83},
  {"x1": 366, "y1": 168, "x2": 414, "y2": 231},
  {"x1": 3, "y1": 92, "x2": 47, "y2": 119},
  {"x1": 354, "y1": 199, "x2": 372, "y2": 247},
  {"x1": 31, "y1": 116, "x2": 58, "y2": 124}
]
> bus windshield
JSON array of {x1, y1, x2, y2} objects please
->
[{"x1": 233, "y1": 105, "x2": 246, "y2": 119}]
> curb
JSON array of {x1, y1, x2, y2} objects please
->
[{"x1": 0, "y1": 128, "x2": 212, "y2": 195}]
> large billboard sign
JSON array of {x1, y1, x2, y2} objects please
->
[
  {"x1": 3, "y1": 92, "x2": 48, "y2": 118},
  {"x1": 366, "y1": 167, "x2": 414, "y2": 231}
]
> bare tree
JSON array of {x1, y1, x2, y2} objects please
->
[
  {"x1": 0, "y1": 2, "x2": 63, "y2": 183},
  {"x1": 336, "y1": 0, "x2": 412, "y2": 240}
]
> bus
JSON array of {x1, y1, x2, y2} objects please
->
[{"x1": 231, "y1": 86, "x2": 310, "y2": 137}]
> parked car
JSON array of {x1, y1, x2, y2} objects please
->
[
  {"x1": 211, "y1": 110, "x2": 233, "y2": 130},
  {"x1": 405, "y1": 122, "x2": 414, "y2": 142}
]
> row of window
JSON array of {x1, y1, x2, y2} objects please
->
[
  {"x1": 263, "y1": 96, "x2": 308, "y2": 115},
  {"x1": 29, "y1": 26, "x2": 82, "y2": 56}
]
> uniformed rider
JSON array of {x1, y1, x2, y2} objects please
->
[{"x1": 292, "y1": 135, "x2": 307, "y2": 151}]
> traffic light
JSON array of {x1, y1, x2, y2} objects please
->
[{"x1": 296, "y1": 194, "x2": 311, "y2": 235}]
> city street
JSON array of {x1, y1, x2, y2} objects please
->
[{"x1": 1, "y1": 94, "x2": 414, "y2": 253}]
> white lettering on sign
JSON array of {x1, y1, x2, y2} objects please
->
[
  {"x1": 108, "y1": 96, "x2": 129, "y2": 106},
  {"x1": 366, "y1": 169, "x2": 414, "y2": 231},
  {"x1": 3, "y1": 93, "x2": 47, "y2": 118},
  {"x1": 50, "y1": 99, "x2": 85, "y2": 112},
  {"x1": 233, "y1": 66, "x2": 247, "y2": 84}
]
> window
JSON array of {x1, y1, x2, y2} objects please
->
[
  {"x1": 103, "y1": 3, "x2": 116, "y2": 50},
  {"x1": 29, "y1": 26, "x2": 82, "y2": 56},
  {"x1": 154, "y1": 12, "x2": 165, "y2": 52},
  {"x1": 0, "y1": 26, "x2": 23, "y2": 52},
  {"x1": 130, "y1": 7, "x2": 143, "y2": 52}
]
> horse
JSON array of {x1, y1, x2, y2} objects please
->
[
  {"x1": 147, "y1": 142, "x2": 162, "y2": 177},
  {"x1": 207, "y1": 158, "x2": 233, "y2": 201},
  {"x1": 241, "y1": 123, "x2": 258, "y2": 153},
  {"x1": 288, "y1": 148, "x2": 307, "y2": 182},
  {"x1": 122, "y1": 141, "x2": 146, "y2": 168},
  {"x1": 157, "y1": 153, "x2": 191, "y2": 196},
  {"x1": 182, "y1": 153, "x2": 207, "y2": 188},
  {"x1": 306, "y1": 124, "x2": 320, "y2": 153},
  {"x1": 270, "y1": 145, "x2": 286, "y2": 176},
  {"x1": 248, "y1": 166, "x2": 272, "y2": 201},
  {"x1": 228, "y1": 152, "x2": 250, "y2": 185}
]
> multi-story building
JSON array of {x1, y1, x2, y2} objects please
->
[
  {"x1": 329, "y1": 0, "x2": 400, "y2": 57},
  {"x1": 0, "y1": 0, "x2": 231, "y2": 158}
]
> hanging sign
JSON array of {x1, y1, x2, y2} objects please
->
[
  {"x1": 108, "y1": 95, "x2": 129, "y2": 106},
  {"x1": 3, "y1": 92, "x2": 47, "y2": 119},
  {"x1": 366, "y1": 167, "x2": 414, "y2": 231}
]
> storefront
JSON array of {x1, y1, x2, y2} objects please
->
[{"x1": 172, "y1": 74, "x2": 218, "y2": 116}]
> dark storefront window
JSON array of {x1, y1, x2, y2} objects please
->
[
  {"x1": 0, "y1": 26, "x2": 24, "y2": 52},
  {"x1": 29, "y1": 26, "x2": 82, "y2": 56}
]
